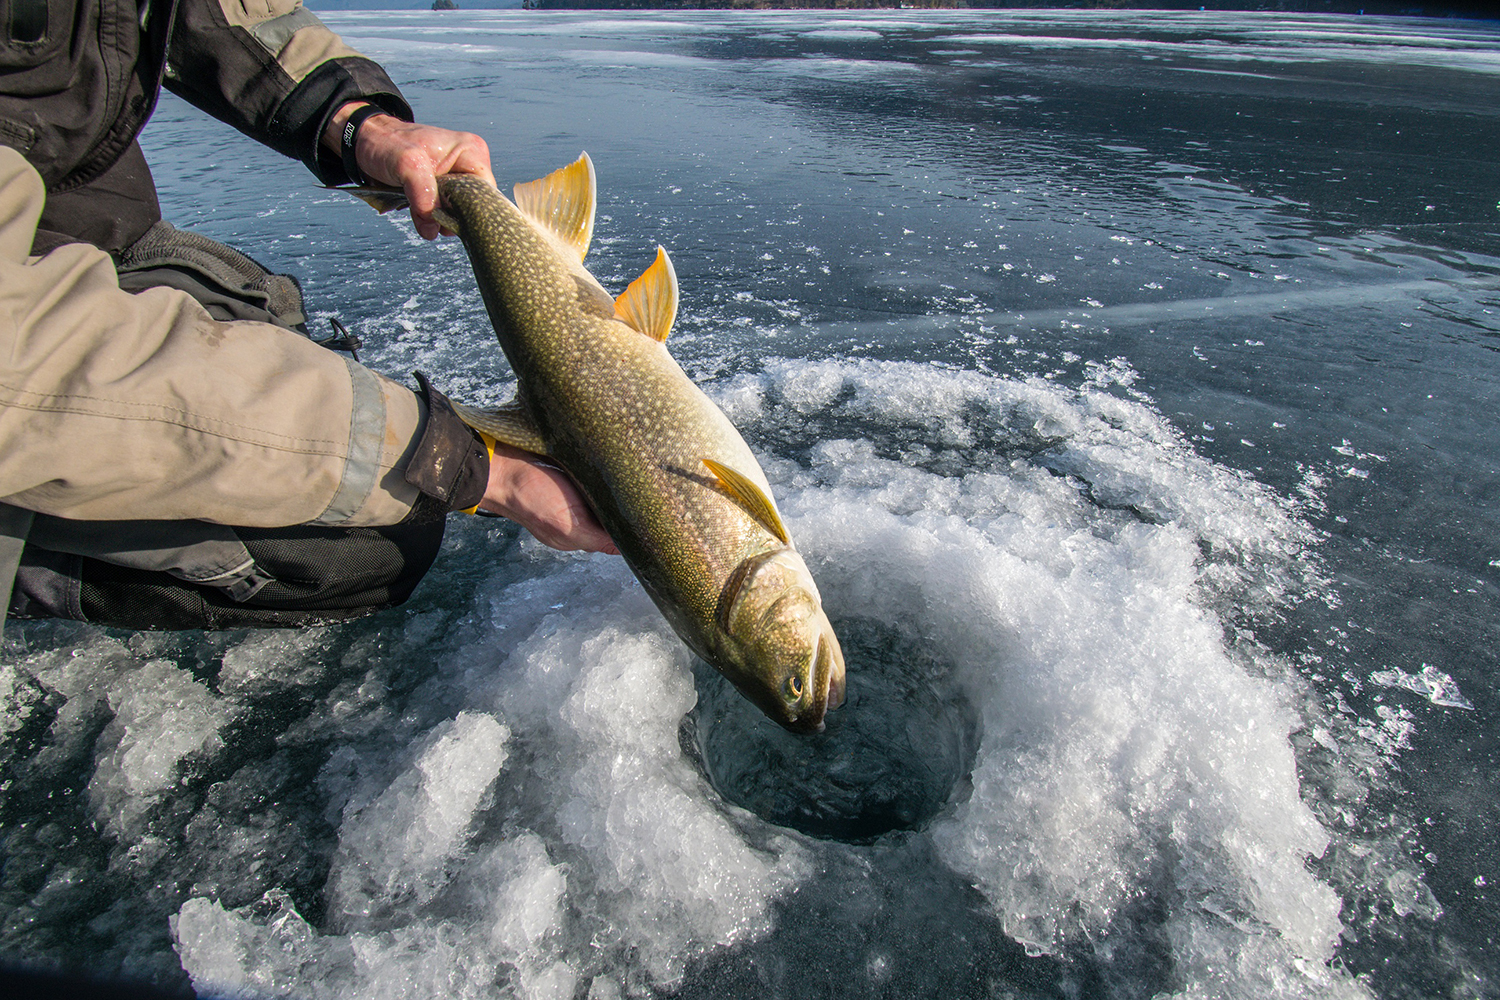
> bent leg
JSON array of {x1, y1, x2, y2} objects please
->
[{"x1": 9, "y1": 505, "x2": 446, "y2": 630}]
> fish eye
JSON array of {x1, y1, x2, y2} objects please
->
[{"x1": 786, "y1": 675, "x2": 803, "y2": 700}]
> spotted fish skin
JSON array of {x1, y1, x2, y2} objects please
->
[{"x1": 426, "y1": 158, "x2": 845, "y2": 732}]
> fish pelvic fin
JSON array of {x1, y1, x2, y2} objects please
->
[
  {"x1": 451, "y1": 399, "x2": 548, "y2": 456},
  {"x1": 513, "y1": 152, "x2": 596, "y2": 262},
  {"x1": 702, "y1": 458, "x2": 789, "y2": 545},
  {"x1": 614, "y1": 246, "x2": 679, "y2": 342}
]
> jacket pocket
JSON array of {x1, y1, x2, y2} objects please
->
[
  {"x1": 216, "y1": 0, "x2": 301, "y2": 28},
  {"x1": 0, "y1": 116, "x2": 36, "y2": 153},
  {"x1": 0, "y1": 0, "x2": 71, "y2": 67}
]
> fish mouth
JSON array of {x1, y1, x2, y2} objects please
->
[
  {"x1": 820, "y1": 626, "x2": 846, "y2": 713},
  {"x1": 825, "y1": 658, "x2": 846, "y2": 712},
  {"x1": 789, "y1": 622, "x2": 845, "y2": 734},
  {"x1": 776, "y1": 635, "x2": 834, "y2": 735}
]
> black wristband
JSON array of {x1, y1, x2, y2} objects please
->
[{"x1": 339, "y1": 104, "x2": 390, "y2": 186}]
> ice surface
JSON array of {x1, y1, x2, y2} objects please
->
[
  {"x1": 725, "y1": 360, "x2": 1360, "y2": 997},
  {"x1": 800, "y1": 29, "x2": 883, "y2": 41},
  {"x1": 161, "y1": 359, "x2": 1372, "y2": 998}
]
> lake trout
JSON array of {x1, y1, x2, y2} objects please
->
[{"x1": 351, "y1": 154, "x2": 845, "y2": 733}]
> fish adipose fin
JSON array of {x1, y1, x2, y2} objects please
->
[
  {"x1": 513, "y1": 153, "x2": 596, "y2": 262},
  {"x1": 614, "y1": 246, "x2": 678, "y2": 342},
  {"x1": 451, "y1": 399, "x2": 549, "y2": 456},
  {"x1": 702, "y1": 458, "x2": 789, "y2": 544}
]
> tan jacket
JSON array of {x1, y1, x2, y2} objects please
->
[{"x1": 0, "y1": 146, "x2": 423, "y2": 528}]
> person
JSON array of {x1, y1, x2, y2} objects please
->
[{"x1": 0, "y1": 0, "x2": 614, "y2": 639}]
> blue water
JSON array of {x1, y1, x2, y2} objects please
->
[{"x1": 3, "y1": 10, "x2": 1498, "y2": 999}]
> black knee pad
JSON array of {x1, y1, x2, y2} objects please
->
[{"x1": 9, "y1": 514, "x2": 446, "y2": 631}]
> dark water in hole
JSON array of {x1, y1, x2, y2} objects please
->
[{"x1": 689, "y1": 618, "x2": 979, "y2": 842}]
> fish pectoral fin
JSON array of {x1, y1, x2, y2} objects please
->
[
  {"x1": 614, "y1": 246, "x2": 679, "y2": 342},
  {"x1": 702, "y1": 458, "x2": 789, "y2": 544},
  {"x1": 452, "y1": 399, "x2": 549, "y2": 456},
  {"x1": 513, "y1": 152, "x2": 596, "y2": 262}
]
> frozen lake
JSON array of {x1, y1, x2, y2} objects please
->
[{"x1": 3, "y1": 9, "x2": 1499, "y2": 999}]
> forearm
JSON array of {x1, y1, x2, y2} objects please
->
[
  {"x1": 0, "y1": 148, "x2": 434, "y2": 528},
  {"x1": 0, "y1": 255, "x2": 427, "y2": 528},
  {"x1": 163, "y1": 0, "x2": 412, "y2": 184}
]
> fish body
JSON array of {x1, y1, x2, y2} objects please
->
[{"x1": 365, "y1": 156, "x2": 845, "y2": 732}]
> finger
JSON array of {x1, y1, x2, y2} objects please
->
[
  {"x1": 482, "y1": 450, "x2": 617, "y2": 554},
  {"x1": 443, "y1": 136, "x2": 495, "y2": 187},
  {"x1": 400, "y1": 160, "x2": 442, "y2": 241}
]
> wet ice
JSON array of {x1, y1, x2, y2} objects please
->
[{"x1": 150, "y1": 359, "x2": 1365, "y2": 998}]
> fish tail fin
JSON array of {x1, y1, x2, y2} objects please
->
[
  {"x1": 334, "y1": 184, "x2": 462, "y2": 235},
  {"x1": 333, "y1": 184, "x2": 409, "y2": 215}
]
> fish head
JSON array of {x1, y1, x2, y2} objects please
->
[{"x1": 719, "y1": 548, "x2": 846, "y2": 734}]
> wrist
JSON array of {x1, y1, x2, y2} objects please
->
[
  {"x1": 340, "y1": 104, "x2": 396, "y2": 187},
  {"x1": 323, "y1": 101, "x2": 368, "y2": 154}
]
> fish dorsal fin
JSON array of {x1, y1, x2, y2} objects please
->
[
  {"x1": 702, "y1": 458, "x2": 789, "y2": 544},
  {"x1": 614, "y1": 246, "x2": 678, "y2": 342},
  {"x1": 451, "y1": 399, "x2": 548, "y2": 457},
  {"x1": 512, "y1": 152, "x2": 595, "y2": 262}
]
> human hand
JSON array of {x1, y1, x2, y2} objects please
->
[
  {"x1": 325, "y1": 102, "x2": 495, "y2": 240},
  {"x1": 478, "y1": 441, "x2": 619, "y2": 555}
]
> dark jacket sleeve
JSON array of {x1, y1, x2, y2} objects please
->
[{"x1": 161, "y1": 0, "x2": 414, "y2": 185}]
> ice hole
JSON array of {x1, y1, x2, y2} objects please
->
[{"x1": 687, "y1": 617, "x2": 979, "y2": 842}]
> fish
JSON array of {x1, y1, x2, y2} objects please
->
[{"x1": 348, "y1": 154, "x2": 846, "y2": 733}]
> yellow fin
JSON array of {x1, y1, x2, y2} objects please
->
[
  {"x1": 452, "y1": 399, "x2": 548, "y2": 457},
  {"x1": 614, "y1": 246, "x2": 678, "y2": 342},
  {"x1": 702, "y1": 458, "x2": 789, "y2": 544},
  {"x1": 334, "y1": 185, "x2": 462, "y2": 235},
  {"x1": 335, "y1": 184, "x2": 408, "y2": 214},
  {"x1": 512, "y1": 152, "x2": 596, "y2": 262}
]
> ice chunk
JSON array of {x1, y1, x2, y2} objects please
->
[
  {"x1": 488, "y1": 834, "x2": 567, "y2": 957},
  {"x1": 173, "y1": 895, "x2": 337, "y2": 999},
  {"x1": 88, "y1": 660, "x2": 233, "y2": 837},
  {"x1": 495, "y1": 619, "x2": 811, "y2": 987},
  {"x1": 1369, "y1": 664, "x2": 1474, "y2": 710},
  {"x1": 329, "y1": 711, "x2": 509, "y2": 926}
]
